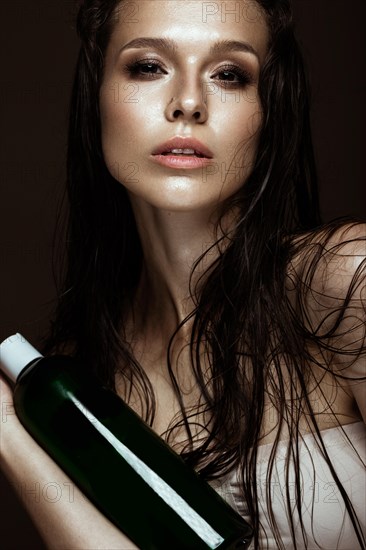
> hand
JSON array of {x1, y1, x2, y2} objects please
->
[
  {"x1": 0, "y1": 373, "x2": 138, "y2": 549},
  {"x1": 0, "y1": 374, "x2": 21, "y2": 464}
]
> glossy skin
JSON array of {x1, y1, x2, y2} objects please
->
[
  {"x1": 99, "y1": 1, "x2": 269, "y2": 357},
  {"x1": 99, "y1": 0, "x2": 268, "y2": 214},
  {"x1": 99, "y1": 2, "x2": 365, "y2": 443}
]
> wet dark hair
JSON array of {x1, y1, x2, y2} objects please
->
[{"x1": 41, "y1": 1, "x2": 366, "y2": 548}]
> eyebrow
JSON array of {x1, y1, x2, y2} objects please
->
[
  {"x1": 211, "y1": 39, "x2": 259, "y2": 59},
  {"x1": 118, "y1": 37, "x2": 259, "y2": 60}
]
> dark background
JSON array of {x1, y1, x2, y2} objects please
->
[{"x1": 0, "y1": 1, "x2": 365, "y2": 548}]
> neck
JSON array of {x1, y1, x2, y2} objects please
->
[{"x1": 125, "y1": 195, "x2": 233, "y2": 347}]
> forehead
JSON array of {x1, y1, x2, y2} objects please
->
[{"x1": 108, "y1": 0, "x2": 269, "y2": 63}]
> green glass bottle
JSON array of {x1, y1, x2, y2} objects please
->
[{"x1": 0, "y1": 333, "x2": 253, "y2": 549}]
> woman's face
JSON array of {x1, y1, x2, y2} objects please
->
[{"x1": 99, "y1": 0, "x2": 268, "y2": 213}]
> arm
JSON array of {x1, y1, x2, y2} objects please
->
[{"x1": 0, "y1": 376, "x2": 138, "y2": 550}]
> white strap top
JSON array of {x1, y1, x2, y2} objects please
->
[{"x1": 211, "y1": 421, "x2": 366, "y2": 549}]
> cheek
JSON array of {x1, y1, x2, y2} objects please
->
[
  {"x1": 247, "y1": 107, "x2": 262, "y2": 136},
  {"x1": 215, "y1": 99, "x2": 262, "y2": 193},
  {"x1": 234, "y1": 91, "x2": 262, "y2": 141},
  {"x1": 99, "y1": 90, "x2": 144, "y2": 180},
  {"x1": 220, "y1": 101, "x2": 262, "y2": 170},
  {"x1": 243, "y1": 109, "x2": 262, "y2": 167},
  {"x1": 214, "y1": 85, "x2": 262, "y2": 140},
  {"x1": 237, "y1": 96, "x2": 263, "y2": 162},
  {"x1": 100, "y1": 95, "x2": 135, "y2": 150}
]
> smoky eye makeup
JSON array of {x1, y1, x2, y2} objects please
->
[
  {"x1": 121, "y1": 55, "x2": 255, "y2": 88},
  {"x1": 210, "y1": 64, "x2": 254, "y2": 87},
  {"x1": 123, "y1": 58, "x2": 168, "y2": 78}
]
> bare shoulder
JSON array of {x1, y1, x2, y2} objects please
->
[
  {"x1": 287, "y1": 220, "x2": 366, "y2": 301},
  {"x1": 315, "y1": 221, "x2": 366, "y2": 277},
  {"x1": 287, "y1": 220, "x2": 366, "y2": 421},
  {"x1": 286, "y1": 220, "x2": 366, "y2": 354},
  {"x1": 290, "y1": 219, "x2": 366, "y2": 258}
]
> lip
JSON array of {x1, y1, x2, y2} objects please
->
[
  {"x1": 150, "y1": 154, "x2": 214, "y2": 170},
  {"x1": 151, "y1": 136, "x2": 214, "y2": 159},
  {"x1": 151, "y1": 136, "x2": 214, "y2": 170}
]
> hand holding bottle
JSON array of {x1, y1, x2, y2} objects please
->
[
  {"x1": 0, "y1": 333, "x2": 253, "y2": 549},
  {"x1": 0, "y1": 349, "x2": 138, "y2": 550}
]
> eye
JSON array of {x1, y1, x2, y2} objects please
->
[
  {"x1": 124, "y1": 59, "x2": 167, "y2": 79},
  {"x1": 212, "y1": 65, "x2": 253, "y2": 87}
]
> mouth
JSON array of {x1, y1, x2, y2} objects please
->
[
  {"x1": 160, "y1": 148, "x2": 206, "y2": 158},
  {"x1": 152, "y1": 136, "x2": 214, "y2": 159}
]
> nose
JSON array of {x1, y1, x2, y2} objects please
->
[{"x1": 165, "y1": 78, "x2": 208, "y2": 124}]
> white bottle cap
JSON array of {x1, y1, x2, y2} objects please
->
[{"x1": 0, "y1": 333, "x2": 43, "y2": 383}]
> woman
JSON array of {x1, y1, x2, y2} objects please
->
[{"x1": 1, "y1": 0, "x2": 365, "y2": 548}]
